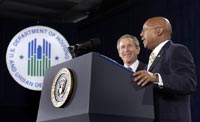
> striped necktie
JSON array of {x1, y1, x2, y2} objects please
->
[{"x1": 147, "y1": 52, "x2": 156, "y2": 70}]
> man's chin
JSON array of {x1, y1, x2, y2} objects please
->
[{"x1": 124, "y1": 60, "x2": 133, "y2": 64}]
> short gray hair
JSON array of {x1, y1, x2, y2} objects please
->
[{"x1": 117, "y1": 34, "x2": 140, "y2": 50}]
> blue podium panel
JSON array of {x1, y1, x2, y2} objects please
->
[{"x1": 37, "y1": 52, "x2": 154, "y2": 122}]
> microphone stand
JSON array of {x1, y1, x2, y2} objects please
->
[{"x1": 67, "y1": 46, "x2": 77, "y2": 58}]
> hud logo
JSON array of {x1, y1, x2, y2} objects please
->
[{"x1": 6, "y1": 26, "x2": 72, "y2": 91}]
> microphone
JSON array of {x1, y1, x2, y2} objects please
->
[{"x1": 68, "y1": 38, "x2": 101, "y2": 58}]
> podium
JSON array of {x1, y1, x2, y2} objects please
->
[{"x1": 36, "y1": 52, "x2": 154, "y2": 122}]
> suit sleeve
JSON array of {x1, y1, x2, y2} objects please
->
[{"x1": 160, "y1": 45, "x2": 197, "y2": 95}]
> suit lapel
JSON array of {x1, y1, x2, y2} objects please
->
[
  {"x1": 136, "y1": 62, "x2": 146, "y2": 71},
  {"x1": 149, "y1": 41, "x2": 172, "y2": 71}
]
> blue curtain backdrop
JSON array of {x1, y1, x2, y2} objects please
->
[
  {"x1": 0, "y1": 20, "x2": 78, "y2": 121},
  {"x1": 77, "y1": 0, "x2": 200, "y2": 122},
  {"x1": 0, "y1": 0, "x2": 200, "y2": 121}
]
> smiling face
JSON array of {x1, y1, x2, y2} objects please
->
[{"x1": 117, "y1": 37, "x2": 140, "y2": 66}]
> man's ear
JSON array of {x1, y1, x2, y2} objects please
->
[
  {"x1": 137, "y1": 47, "x2": 140, "y2": 55},
  {"x1": 118, "y1": 50, "x2": 122, "y2": 58},
  {"x1": 157, "y1": 27, "x2": 163, "y2": 36}
]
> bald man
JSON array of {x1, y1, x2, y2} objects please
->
[{"x1": 134, "y1": 17, "x2": 197, "y2": 122}]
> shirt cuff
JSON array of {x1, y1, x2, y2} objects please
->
[{"x1": 154, "y1": 73, "x2": 163, "y2": 86}]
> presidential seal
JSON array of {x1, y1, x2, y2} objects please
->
[
  {"x1": 51, "y1": 68, "x2": 73, "y2": 107},
  {"x1": 6, "y1": 25, "x2": 72, "y2": 91}
]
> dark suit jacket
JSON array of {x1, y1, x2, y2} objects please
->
[
  {"x1": 149, "y1": 41, "x2": 197, "y2": 122},
  {"x1": 136, "y1": 61, "x2": 146, "y2": 71}
]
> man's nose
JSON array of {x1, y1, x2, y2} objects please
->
[
  {"x1": 140, "y1": 32, "x2": 143, "y2": 37},
  {"x1": 124, "y1": 46, "x2": 129, "y2": 51}
]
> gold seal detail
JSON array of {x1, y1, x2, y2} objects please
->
[{"x1": 51, "y1": 68, "x2": 73, "y2": 107}]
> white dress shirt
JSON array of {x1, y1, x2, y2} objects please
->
[
  {"x1": 124, "y1": 59, "x2": 139, "y2": 72},
  {"x1": 149, "y1": 40, "x2": 169, "y2": 86}
]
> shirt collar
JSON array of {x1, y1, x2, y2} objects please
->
[
  {"x1": 152, "y1": 40, "x2": 169, "y2": 56},
  {"x1": 124, "y1": 59, "x2": 139, "y2": 72}
]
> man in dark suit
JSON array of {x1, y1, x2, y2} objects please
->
[
  {"x1": 117, "y1": 34, "x2": 146, "y2": 71},
  {"x1": 134, "y1": 16, "x2": 197, "y2": 122}
]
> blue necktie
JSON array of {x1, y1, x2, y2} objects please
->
[{"x1": 127, "y1": 67, "x2": 133, "y2": 71}]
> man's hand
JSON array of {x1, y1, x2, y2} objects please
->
[{"x1": 133, "y1": 70, "x2": 158, "y2": 86}]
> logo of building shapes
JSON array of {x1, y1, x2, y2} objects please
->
[{"x1": 6, "y1": 25, "x2": 72, "y2": 91}]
